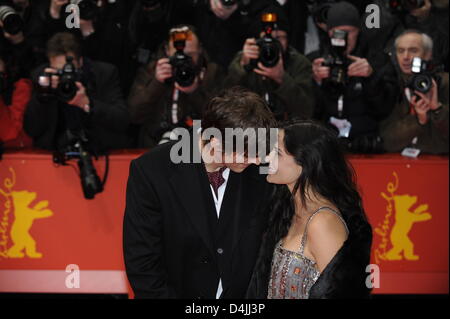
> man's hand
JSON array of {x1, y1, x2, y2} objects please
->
[
  {"x1": 412, "y1": 79, "x2": 440, "y2": 125},
  {"x1": 312, "y1": 58, "x2": 330, "y2": 84},
  {"x1": 253, "y1": 55, "x2": 285, "y2": 85},
  {"x1": 347, "y1": 55, "x2": 373, "y2": 78},
  {"x1": 50, "y1": 0, "x2": 68, "y2": 19},
  {"x1": 2, "y1": 31, "x2": 25, "y2": 45},
  {"x1": 44, "y1": 68, "x2": 60, "y2": 89},
  {"x1": 175, "y1": 76, "x2": 200, "y2": 94},
  {"x1": 68, "y1": 82, "x2": 90, "y2": 112},
  {"x1": 410, "y1": 0, "x2": 432, "y2": 21},
  {"x1": 210, "y1": 0, "x2": 238, "y2": 20},
  {"x1": 240, "y1": 38, "x2": 259, "y2": 67},
  {"x1": 155, "y1": 58, "x2": 173, "y2": 84}
]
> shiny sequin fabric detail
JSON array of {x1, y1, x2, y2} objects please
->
[{"x1": 268, "y1": 207, "x2": 348, "y2": 299}]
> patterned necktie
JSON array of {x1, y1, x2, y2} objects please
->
[{"x1": 207, "y1": 167, "x2": 226, "y2": 197}]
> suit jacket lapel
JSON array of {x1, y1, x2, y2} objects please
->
[{"x1": 168, "y1": 162, "x2": 217, "y2": 257}]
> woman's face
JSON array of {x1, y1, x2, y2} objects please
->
[{"x1": 266, "y1": 130, "x2": 302, "y2": 187}]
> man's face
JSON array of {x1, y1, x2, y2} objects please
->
[
  {"x1": 49, "y1": 53, "x2": 82, "y2": 71},
  {"x1": 396, "y1": 33, "x2": 432, "y2": 75},
  {"x1": 259, "y1": 29, "x2": 289, "y2": 52},
  {"x1": 328, "y1": 25, "x2": 359, "y2": 55},
  {"x1": 166, "y1": 33, "x2": 201, "y2": 65}
]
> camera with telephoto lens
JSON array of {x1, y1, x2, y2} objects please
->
[
  {"x1": 323, "y1": 29, "x2": 349, "y2": 89},
  {"x1": 0, "y1": 5, "x2": 24, "y2": 35},
  {"x1": 308, "y1": 0, "x2": 336, "y2": 25},
  {"x1": 406, "y1": 57, "x2": 433, "y2": 94},
  {"x1": 389, "y1": 0, "x2": 426, "y2": 12},
  {"x1": 37, "y1": 56, "x2": 81, "y2": 103},
  {"x1": 53, "y1": 130, "x2": 104, "y2": 200},
  {"x1": 167, "y1": 29, "x2": 198, "y2": 88}
]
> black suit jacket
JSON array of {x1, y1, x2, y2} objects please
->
[{"x1": 123, "y1": 139, "x2": 273, "y2": 299}]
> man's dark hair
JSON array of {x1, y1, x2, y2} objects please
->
[
  {"x1": 46, "y1": 32, "x2": 82, "y2": 59},
  {"x1": 202, "y1": 86, "x2": 277, "y2": 156}
]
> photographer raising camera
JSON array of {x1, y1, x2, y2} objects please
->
[
  {"x1": 128, "y1": 25, "x2": 224, "y2": 148},
  {"x1": 380, "y1": 30, "x2": 449, "y2": 155},
  {"x1": 24, "y1": 32, "x2": 131, "y2": 153},
  {"x1": 309, "y1": 1, "x2": 398, "y2": 154},
  {"x1": 226, "y1": 9, "x2": 314, "y2": 122}
]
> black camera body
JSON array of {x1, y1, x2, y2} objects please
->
[
  {"x1": 0, "y1": 5, "x2": 24, "y2": 35},
  {"x1": 53, "y1": 130, "x2": 104, "y2": 200},
  {"x1": 167, "y1": 32, "x2": 198, "y2": 88},
  {"x1": 309, "y1": 0, "x2": 336, "y2": 25},
  {"x1": 38, "y1": 56, "x2": 81, "y2": 103},
  {"x1": 406, "y1": 57, "x2": 433, "y2": 94},
  {"x1": 246, "y1": 13, "x2": 281, "y2": 71},
  {"x1": 389, "y1": 0, "x2": 426, "y2": 12},
  {"x1": 323, "y1": 29, "x2": 349, "y2": 88}
]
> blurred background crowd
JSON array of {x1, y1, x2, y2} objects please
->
[{"x1": 0, "y1": 0, "x2": 448, "y2": 157}]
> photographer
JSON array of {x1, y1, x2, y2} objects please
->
[
  {"x1": 189, "y1": 0, "x2": 275, "y2": 69},
  {"x1": 127, "y1": 25, "x2": 223, "y2": 148},
  {"x1": 225, "y1": 9, "x2": 314, "y2": 121},
  {"x1": 0, "y1": 55, "x2": 33, "y2": 148},
  {"x1": 24, "y1": 32, "x2": 131, "y2": 153},
  {"x1": 310, "y1": 1, "x2": 397, "y2": 153},
  {"x1": 380, "y1": 30, "x2": 448, "y2": 154}
]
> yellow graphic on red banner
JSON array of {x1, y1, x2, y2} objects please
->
[
  {"x1": 0, "y1": 167, "x2": 53, "y2": 259},
  {"x1": 375, "y1": 172, "x2": 432, "y2": 263}
]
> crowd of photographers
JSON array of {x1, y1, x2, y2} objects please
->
[{"x1": 1, "y1": 0, "x2": 449, "y2": 157}]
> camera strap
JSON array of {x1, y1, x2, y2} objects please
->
[
  {"x1": 171, "y1": 88, "x2": 179, "y2": 124},
  {"x1": 338, "y1": 94, "x2": 344, "y2": 118}
]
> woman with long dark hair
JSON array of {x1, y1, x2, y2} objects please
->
[{"x1": 247, "y1": 120, "x2": 373, "y2": 299}]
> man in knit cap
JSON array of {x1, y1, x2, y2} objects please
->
[{"x1": 309, "y1": 1, "x2": 398, "y2": 153}]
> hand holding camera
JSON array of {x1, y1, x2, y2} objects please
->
[
  {"x1": 253, "y1": 55, "x2": 285, "y2": 85},
  {"x1": 312, "y1": 58, "x2": 330, "y2": 84},
  {"x1": 155, "y1": 57, "x2": 173, "y2": 84},
  {"x1": 410, "y1": 79, "x2": 439, "y2": 125},
  {"x1": 241, "y1": 38, "x2": 259, "y2": 67},
  {"x1": 210, "y1": 0, "x2": 238, "y2": 20},
  {"x1": 50, "y1": 0, "x2": 69, "y2": 19},
  {"x1": 347, "y1": 55, "x2": 373, "y2": 78}
]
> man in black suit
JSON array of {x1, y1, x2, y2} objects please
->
[{"x1": 123, "y1": 88, "x2": 277, "y2": 299}]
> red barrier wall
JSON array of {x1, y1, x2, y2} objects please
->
[{"x1": 0, "y1": 150, "x2": 448, "y2": 295}]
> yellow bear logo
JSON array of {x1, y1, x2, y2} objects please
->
[
  {"x1": 385, "y1": 194, "x2": 432, "y2": 261},
  {"x1": 6, "y1": 191, "x2": 53, "y2": 258}
]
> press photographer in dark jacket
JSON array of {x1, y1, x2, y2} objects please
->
[
  {"x1": 24, "y1": 32, "x2": 131, "y2": 153},
  {"x1": 310, "y1": 1, "x2": 397, "y2": 153},
  {"x1": 128, "y1": 25, "x2": 223, "y2": 148},
  {"x1": 380, "y1": 30, "x2": 449, "y2": 154},
  {"x1": 226, "y1": 8, "x2": 314, "y2": 121}
]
